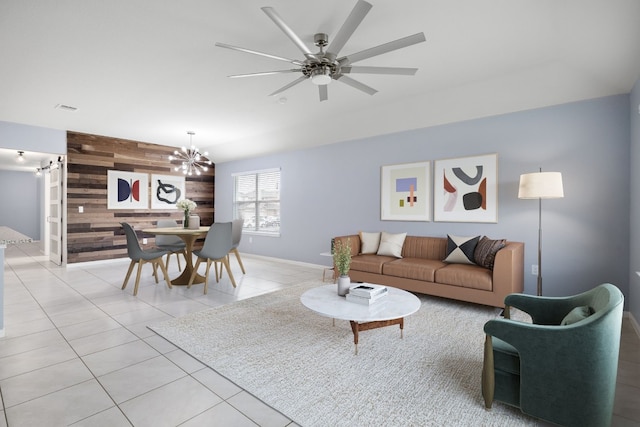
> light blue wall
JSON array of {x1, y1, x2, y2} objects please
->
[
  {"x1": 0, "y1": 120, "x2": 66, "y2": 153},
  {"x1": 0, "y1": 170, "x2": 41, "y2": 239},
  {"x1": 0, "y1": 121, "x2": 66, "y2": 240},
  {"x1": 630, "y1": 78, "x2": 640, "y2": 323},
  {"x1": 216, "y1": 95, "x2": 631, "y2": 300}
]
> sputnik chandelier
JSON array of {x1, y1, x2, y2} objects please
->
[{"x1": 168, "y1": 131, "x2": 212, "y2": 176}]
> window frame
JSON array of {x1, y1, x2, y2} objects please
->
[{"x1": 232, "y1": 168, "x2": 281, "y2": 237}]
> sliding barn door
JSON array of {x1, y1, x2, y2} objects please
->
[{"x1": 48, "y1": 165, "x2": 63, "y2": 265}]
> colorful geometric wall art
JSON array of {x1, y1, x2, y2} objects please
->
[
  {"x1": 381, "y1": 161, "x2": 431, "y2": 221},
  {"x1": 107, "y1": 170, "x2": 149, "y2": 210},
  {"x1": 151, "y1": 174, "x2": 185, "y2": 209},
  {"x1": 433, "y1": 153, "x2": 498, "y2": 223}
]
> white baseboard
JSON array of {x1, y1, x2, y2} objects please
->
[
  {"x1": 625, "y1": 310, "x2": 640, "y2": 339},
  {"x1": 67, "y1": 252, "x2": 328, "y2": 271}
]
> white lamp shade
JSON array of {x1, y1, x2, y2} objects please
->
[{"x1": 518, "y1": 171, "x2": 564, "y2": 199}]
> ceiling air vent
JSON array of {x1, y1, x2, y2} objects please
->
[{"x1": 54, "y1": 104, "x2": 78, "y2": 112}]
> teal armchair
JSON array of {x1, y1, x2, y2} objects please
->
[{"x1": 482, "y1": 283, "x2": 624, "y2": 427}]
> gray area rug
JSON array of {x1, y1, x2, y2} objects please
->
[{"x1": 149, "y1": 280, "x2": 538, "y2": 426}]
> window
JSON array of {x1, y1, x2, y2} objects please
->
[{"x1": 233, "y1": 168, "x2": 280, "y2": 235}]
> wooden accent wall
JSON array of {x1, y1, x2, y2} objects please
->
[{"x1": 66, "y1": 131, "x2": 215, "y2": 264}]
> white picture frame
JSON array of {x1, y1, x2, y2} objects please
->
[
  {"x1": 151, "y1": 174, "x2": 185, "y2": 209},
  {"x1": 433, "y1": 153, "x2": 498, "y2": 223},
  {"x1": 107, "y1": 170, "x2": 149, "y2": 210},
  {"x1": 381, "y1": 161, "x2": 431, "y2": 221}
]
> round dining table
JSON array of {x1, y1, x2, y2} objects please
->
[{"x1": 142, "y1": 226, "x2": 209, "y2": 286}]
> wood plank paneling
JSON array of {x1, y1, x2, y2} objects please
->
[{"x1": 66, "y1": 131, "x2": 215, "y2": 263}]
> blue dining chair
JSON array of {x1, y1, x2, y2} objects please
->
[
  {"x1": 155, "y1": 219, "x2": 187, "y2": 271},
  {"x1": 121, "y1": 222, "x2": 172, "y2": 296},
  {"x1": 187, "y1": 222, "x2": 236, "y2": 294}
]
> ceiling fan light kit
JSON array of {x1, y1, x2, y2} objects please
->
[{"x1": 216, "y1": 0, "x2": 426, "y2": 101}]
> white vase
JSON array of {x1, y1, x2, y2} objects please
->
[
  {"x1": 188, "y1": 215, "x2": 200, "y2": 229},
  {"x1": 337, "y1": 275, "x2": 351, "y2": 296}
]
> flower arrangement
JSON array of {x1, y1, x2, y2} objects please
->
[
  {"x1": 176, "y1": 199, "x2": 197, "y2": 228},
  {"x1": 176, "y1": 199, "x2": 197, "y2": 213},
  {"x1": 333, "y1": 238, "x2": 352, "y2": 277}
]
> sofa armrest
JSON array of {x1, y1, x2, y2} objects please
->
[{"x1": 492, "y1": 241, "x2": 524, "y2": 299}]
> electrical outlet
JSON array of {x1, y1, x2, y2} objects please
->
[
  {"x1": 78, "y1": 206, "x2": 83, "y2": 213},
  {"x1": 249, "y1": 237, "x2": 253, "y2": 243},
  {"x1": 142, "y1": 238, "x2": 148, "y2": 244},
  {"x1": 531, "y1": 264, "x2": 538, "y2": 275}
]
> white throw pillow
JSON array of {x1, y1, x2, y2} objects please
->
[
  {"x1": 359, "y1": 231, "x2": 381, "y2": 254},
  {"x1": 376, "y1": 232, "x2": 407, "y2": 258}
]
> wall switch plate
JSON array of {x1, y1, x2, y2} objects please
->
[
  {"x1": 142, "y1": 238, "x2": 148, "y2": 244},
  {"x1": 78, "y1": 206, "x2": 83, "y2": 213},
  {"x1": 531, "y1": 264, "x2": 539, "y2": 275}
]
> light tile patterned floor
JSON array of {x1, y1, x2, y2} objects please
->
[{"x1": 0, "y1": 242, "x2": 639, "y2": 426}]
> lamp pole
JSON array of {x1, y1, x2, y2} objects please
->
[
  {"x1": 518, "y1": 167, "x2": 564, "y2": 297},
  {"x1": 537, "y1": 181, "x2": 543, "y2": 296}
]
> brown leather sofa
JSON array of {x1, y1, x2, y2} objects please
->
[{"x1": 333, "y1": 234, "x2": 524, "y2": 308}]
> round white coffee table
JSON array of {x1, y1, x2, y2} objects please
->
[{"x1": 300, "y1": 284, "x2": 421, "y2": 354}]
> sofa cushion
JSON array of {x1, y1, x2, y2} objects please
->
[
  {"x1": 444, "y1": 234, "x2": 480, "y2": 264},
  {"x1": 377, "y1": 232, "x2": 407, "y2": 258},
  {"x1": 435, "y1": 264, "x2": 493, "y2": 290},
  {"x1": 401, "y1": 236, "x2": 448, "y2": 260},
  {"x1": 382, "y1": 258, "x2": 447, "y2": 282},
  {"x1": 359, "y1": 231, "x2": 381, "y2": 254},
  {"x1": 474, "y1": 236, "x2": 506, "y2": 270},
  {"x1": 350, "y1": 254, "x2": 397, "y2": 274}
]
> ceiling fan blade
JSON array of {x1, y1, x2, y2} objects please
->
[
  {"x1": 228, "y1": 70, "x2": 301, "y2": 78},
  {"x1": 319, "y1": 85, "x2": 328, "y2": 102},
  {"x1": 261, "y1": 7, "x2": 314, "y2": 59},
  {"x1": 335, "y1": 75, "x2": 378, "y2": 96},
  {"x1": 326, "y1": 0, "x2": 372, "y2": 60},
  {"x1": 341, "y1": 66, "x2": 418, "y2": 76},
  {"x1": 268, "y1": 76, "x2": 309, "y2": 97},
  {"x1": 216, "y1": 42, "x2": 304, "y2": 66},
  {"x1": 339, "y1": 32, "x2": 426, "y2": 65}
]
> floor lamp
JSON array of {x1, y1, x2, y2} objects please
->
[{"x1": 518, "y1": 169, "x2": 564, "y2": 296}]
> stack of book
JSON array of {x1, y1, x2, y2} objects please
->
[{"x1": 346, "y1": 284, "x2": 388, "y2": 305}]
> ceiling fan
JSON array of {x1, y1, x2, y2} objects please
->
[{"x1": 216, "y1": 0, "x2": 426, "y2": 102}]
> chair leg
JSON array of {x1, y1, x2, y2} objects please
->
[
  {"x1": 151, "y1": 260, "x2": 159, "y2": 284},
  {"x1": 133, "y1": 261, "x2": 144, "y2": 296},
  {"x1": 122, "y1": 260, "x2": 136, "y2": 290},
  {"x1": 157, "y1": 258, "x2": 172, "y2": 289},
  {"x1": 232, "y1": 248, "x2": 246, "y2": 274},
  {"x1": 221, "y1": 256, "x2": 237, "y2": 287},
  {"x1": 164, "y1": 253, "x2": 171, "y2": 271},
  {"x1": 204, "y1": 260, "x2": 212, "y2": 287},
  {"x1": 217, "y1": 258, "x2": 224, "y2": 281},
  {"x1": 482, "y1": 334, "x2": 495, "y2": 409},
  {"x1": 176, "y1": 251, "x2": 182, "y2": 272},
  {"x1": 187, "y1": 258, "x2": 203, "y2": 288}
]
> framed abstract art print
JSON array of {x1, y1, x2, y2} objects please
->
[
  {"x1": 433, "y1": 153, "x2": 498, "y2": 223},
  {"x1": 107, "y1": 170, "x2": 149, "y2": 210},
  {"x1": 381, "y1": 161, "x2": 431, "y2": 221},
  {"x1": 151, "y1": 174, "x2": 185, "y2": 209}
]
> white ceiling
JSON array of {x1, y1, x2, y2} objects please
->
[{"x1": 1, "y1": 0, "x2": 639, "y2": 165}]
